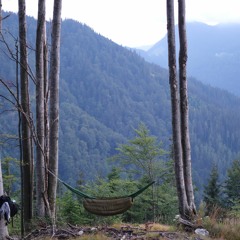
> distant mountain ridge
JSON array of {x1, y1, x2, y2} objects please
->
[
  {"x1": 1, "y1": 14, "x2": 240, "y2": 200},
  {"x1": 137, "y1": 22, "x2": 240, "y2": 96}
]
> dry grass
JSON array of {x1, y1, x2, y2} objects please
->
[
  {"x1": 203, "y1": 218, "x2": 240, "y2": 240},
  {"x1": 31, "y1": 236, "x2": 111, "y2": 240},
  {"x1": 74, "y1": 234, "x2": 112, "y2": 240},
  {"x1": 140, "y1": 222, "x2": 172, "y2": 231},
  {"x1": 12, "y1": 216, "x2": 240, "y2": 240},
  {"x1": 201, "y1": 206, "x2": 240, "y2": 240}
]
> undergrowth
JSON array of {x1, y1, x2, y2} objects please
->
[{"x1": 202, "y1": 206, "x2": 240, "y2": 240}]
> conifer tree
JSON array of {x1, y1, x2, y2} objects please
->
[
  {"x1": 225, "y1": 159, "x2": 240, "y2": 207},
  {"x1": 112, "y1": 123, "x2": 166, "y2": 182},
  {"x1": 203, "y1": 164, "x2": 221, "y2": 215}
]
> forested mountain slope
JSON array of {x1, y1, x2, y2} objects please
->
[
  {"x1": 138, "y1": 22, "x2": 240, "y2": 96},
  {"x1": 0, "y1": 14, "x2": 240, "y2": 199}
]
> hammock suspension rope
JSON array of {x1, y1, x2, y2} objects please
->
[{"x1": 48, "y1": 168, "x2": 155, "y2": 216}]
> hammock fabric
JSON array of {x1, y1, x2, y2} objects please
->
[
  {"x1": 83, "y1": 197, "x2": 133, "y2": 216},
  {"x1": 61, "y1": 180, "x2": 155, "y2": 216}
]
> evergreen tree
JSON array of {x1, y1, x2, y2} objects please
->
[
  {"x1": 109, "y1": 123, "x2": 172, "y2": 221},
  {"x1": 225, "y1": 159, "x2": 240, "y2": 207},
  {"x1": 110, "y1": 123, "x2": 167, "y2": 182},
  {"x1": 203, "y1": 164, "x2": 222, "y2": 215},
  {"x1": 107, "y1": 167, "x2": 121, "y2": 182}
]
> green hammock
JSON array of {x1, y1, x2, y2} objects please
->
[{"x1": 60, "y1": 180, "x2": 155, "y2": 216}]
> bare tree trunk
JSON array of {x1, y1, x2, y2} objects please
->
[
  {"x1": 18, "y1": 0, "x2": 33, "y2": 232},
  {"x1": 166, "y1": 0, "x2": 188, "y2": 217},
  {"x1": 15, "y1": 40, "x2": 24, "y2": 239},
  {"x1": 48, "y1": 0, "x2": 62, "y2": 226},
  {"x1": 0, "y1": 159, "x2": 9, "y2": 240},
  {"x1": 166, "y1": 0, "x2": 196, "y2": 220},
  {"x1": 0, "y1": 0, "x2": 2, "y2": 32},
  {"x1": 35, "y1": 0, "x2": 46, "y2": 217},
  {"x1": 44, "y1": 22, "x2": 50, "y2": 218},
  {"x1": 178, "y1": 0, "x2": 196, "y2": 216}
]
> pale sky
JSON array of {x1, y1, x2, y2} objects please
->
[{"x1": 2, "y1": 0, "x2": 240, "y2": 48}]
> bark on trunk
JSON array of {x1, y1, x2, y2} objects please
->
[
  {"x1": 166, "y1": 0, "x2": 188, "y2": 217},
  {"x1": 166, "y1": 0, "x2": 196, "y2": 219},
  {"x1": 0, "y1": 160, "x2": 9, "y2": 240},
  {"x1": 48, "y1": 0, "x2": 62, "y2": 224},
  {"x1": 36, "y1": 0, "x2": 46, "y2": 217},
  {"x1": 178, "y1": 0, "x2": 196, "y2": 216},
  {"x1": 18, "y1": 0, "x2": 33, "y2": 232},
  {"x1": 0, "y1": 0, "x2": 2, "y2": 32},
  {"x1": 44, "y1": 24, "x2": 50, "y2": 217}
]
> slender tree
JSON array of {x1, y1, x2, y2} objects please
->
[
  {"x1": 110, "y1": 124, "x2": 166, "y2": 221},
  {"x1": 0, "y1": 4, "x2": 10, "y2": 237},
  {"x1": 18, "y1": 0, "x2": 34, "y2": 232},
  {"x1": 166, "y1": 0, "x2": 187, "y2": 218},
  {"x1": 0, "y1": 157, "x2": 8, "y2": 240},
  {"x1": 0, "y1": 160, "x2": 9, "y2": 240},
  {"x1": 166, "y1": 0, "x2": 196, "y2": 220},
  {"x1": 178, "y1": 0, "x2": 196, "y2": 215},
  {"x1": 113, "y1": 123, "x2": 165, "y2": 182},
  {"x1": 48, "y1": 0, "x2": 62, "y2": 226},
  {"x1": 43, "y1": 18, "x2": 49, "y2": 213},
  {"x1": 15, "y1": 28, "x2": 24, "y2": 239},
  {"x1": 0, "y1": 0, "x2": 2, "y2": 32},
  {"x1": 35, "y1": 0, "x2": 46, "y2": 217}
]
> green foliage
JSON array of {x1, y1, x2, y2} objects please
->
[
  {"x1": 1, "y1": 13, "x2": 240, "y2": 207},
  {"x1": 57, "y1": 191, "x2": 91, "y2": 225},
  {"x1": 225, "y1": 159, "x2": 240, "y2": 207},
  {"x1": 107, "y1": 167, "x2": 121, "y2": 181},
  {"x1": 110, "y1": 123, "x2": 167, "y2": 182},
  {"x1": 52, "y1": 121, "x2": 177, "y2": 225},
  {"x1": 202, "y1": 209, "x2": 240, "y2": 240},
  {"x1": 7, "y1": 216, "x2": 21, "y2": 236},
  {"x1": 155, "y1": 183, "x2": 178, "y2": 224},
  {"x1": 82, "y1": 176, "x2": 177, "y2": 224},
  {"x1": 123, "y1": 186, "x2": 153, "y2": 223},
  {"x1": 228, "y1": 200, "x2": 240, "y2": 219},
  {"x1": 203, "y1": 164, "x2": 222, "y2": 215},
  {"x1": 2, "y1": 156, "x2": 20, "y2": 196},
  {"x1": 57, "y1": 164, "x2": 178, "y2": 225}
]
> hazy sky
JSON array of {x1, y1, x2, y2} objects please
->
[{"x1": 2, "y1": 0, "x2": 240, "y2": 47}]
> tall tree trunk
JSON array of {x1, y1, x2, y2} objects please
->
[
  {"x1": 178, "y1": 0, "x2": 196, "y2": 215},
  {"x1": 166, "y1": 0, "x2": 188, "y2": 217},
  {"x1": 0, "y1": 0, "x2": 2, "y2": 32},
  {"x1": 35, "y1": 0, "x2": 46, "y2": 217},
  {"x1": 16, "y1": 39, "x2": 24, "y2": 239},
  {"x1": 0, "y1": 161, "x2": 9, "y2": 240},
  {"x1": 48, "y1": 0, "x2": 62, "y2": 226},
  {"x1": 44, "y1": 21, "x2": 50, "y2": 218},
  {"x1": 166, "y1": 0, "x2": 196, "y2": 220},
  {"x1": 18, "y1": 0, "x2": 33, "y2": 232}
]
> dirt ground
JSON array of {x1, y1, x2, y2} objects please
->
[{"x1": 14, "y1": 223, "x2": 210, "y2": 240}]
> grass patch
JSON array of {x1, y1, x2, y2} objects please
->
[{"x1": 201, "y1": 206, "x2": 240, "y2": 240}]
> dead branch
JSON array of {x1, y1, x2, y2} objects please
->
[
  {"x1": 1, "y1": 14, "x2": 11, "y2": 21},
  {"x1": 0, "y1": 30, "x2": 36, "y2": 84}
]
